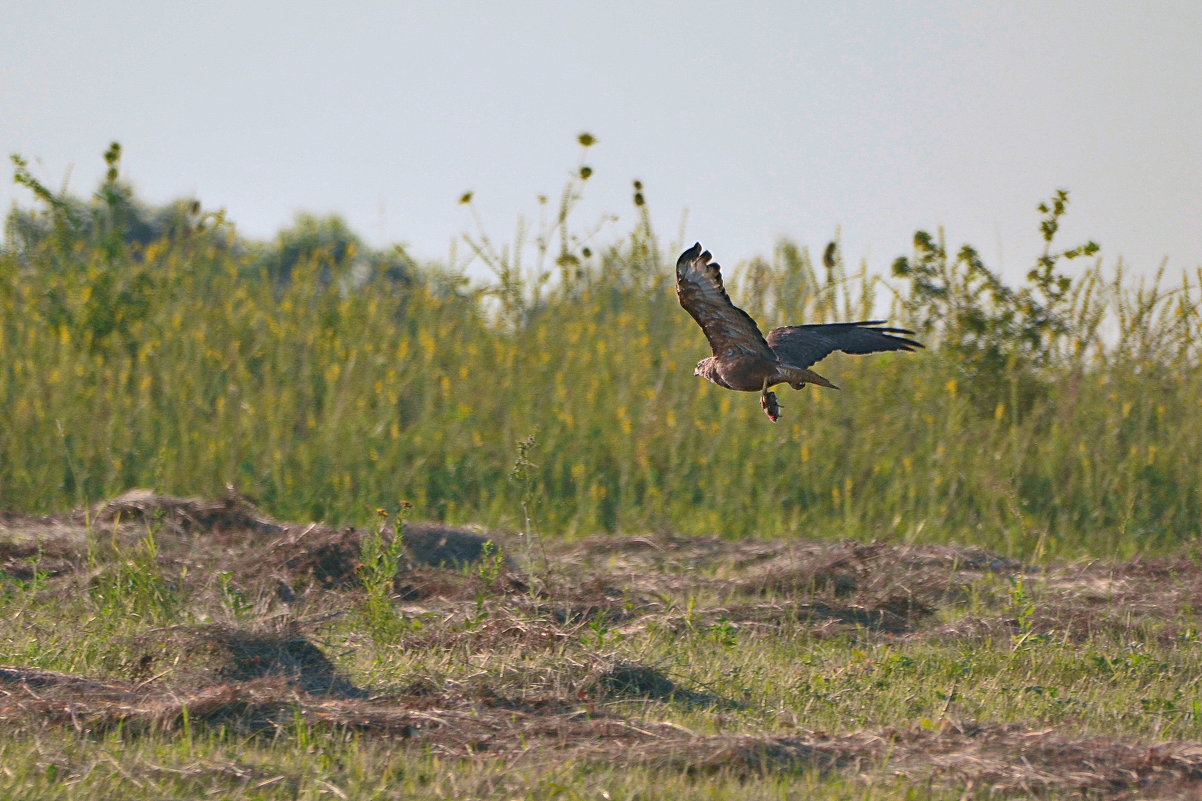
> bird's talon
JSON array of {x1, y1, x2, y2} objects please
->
[{"x1": 760, "y1": 391, "x2": 781, "y2": 422}]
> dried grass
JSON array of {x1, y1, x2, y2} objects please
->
[{"x1": 7, "y1": 493, "x2": 1202, "y2": 797}]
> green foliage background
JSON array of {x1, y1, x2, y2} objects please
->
[{"x1": 3, "y1": 142, "x2": 1200, "y2": 557}]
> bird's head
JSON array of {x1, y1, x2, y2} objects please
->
[{"x1": 694, "y1": 357, "x2": 716, "y2": 380}]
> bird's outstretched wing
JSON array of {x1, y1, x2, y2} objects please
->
[
  {"x1": 766, "y1": 321, "x2": 923, "y2": 369},
  {"x1": 676, "y1": 243, "x2": 773, "y2": 360}
]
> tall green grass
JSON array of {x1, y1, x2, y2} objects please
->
[{"x1": 2, "y1": 146, "x2": 1200, "y2": 556}]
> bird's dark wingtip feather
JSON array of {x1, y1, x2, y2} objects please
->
[
  {"x1": 678, "y1": 242, "x2": 703, "y2": 266},
  {"x1": 885, "y1": 331, "x2": 925, "y2": 350},
  {"x1": 883, "y1": 338, "x2": 924, "y2": 352},
  {"x1": 858, "y1": 321, "x2": 924, "y2": 350}
]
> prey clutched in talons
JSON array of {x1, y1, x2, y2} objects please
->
[{"x1": 760, "y1": 390, "x2": 781, "y2": 422}]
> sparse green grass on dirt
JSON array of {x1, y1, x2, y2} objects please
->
[{"x1": 4, "y1": 492, "x2": 1202, "y2": 799}]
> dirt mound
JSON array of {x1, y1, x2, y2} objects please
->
[
  {"x1": 0, "y1": 661, "x2": 655, "y2": 747},
  {"x1": 888, "y1": 722, "x2": 1202, "y2": 798},
  {"x1": 90, "y1": 490, "x2": 514, "y2": 569},
  {"x1": 403, "y1": 522, "x2": 511, "y2": 568},
  {"x1": 0, "y1": 666, "x2": 135, "y2": 697},
  {"x1": 111, "y1": 623, "x2": 365, "y2": 698},
  {"x1": 588, "y1": 661, "x2": 732, "y2": 708},
  {"x1": 396, "y1": 609, "x2": 575, "y2": 652},
  {"x1": 0, "y1": 537, "x2": 81, "y2": 581},
  {"x1": 630, "y1": 724, "x2": 1202, "y2": 796},
  {"x1": 675, "y1": 597, "x2": 932, "y2": 637},
  {"x1": 0, "y1": 492, "x2": 519, "y2": 610},
  {"x1": 92, "y1": 488, "x2": 285, "y2": 537},
  {"x1": 636, "y1": 734, "x2": 865, "y2": 776},
  {"x1": 736, "y1": 539, "x2": 1020, "y2": 605},
  {"x1": 247, "y1": 524, "x2": 375, "y2": 590}
]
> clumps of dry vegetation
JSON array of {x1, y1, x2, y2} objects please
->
[
  {"x1": 112, "y1": 623, "x2": 367, "y2": 697},
  {"x1": 6, "y1": 668, "x2": 1202, "y2": 798},
  {"x1": 0, "y1": 659, "x2": 662, "y2": 748},
  {"x1": 0, "y1": 489, "x2": 523, "y2": 601},
  {"x1": 631, "y1": 725, "x2": 1202, "y2": 798},
  {"x1": 5, "y1": 492, "x2": 1202, "y2": 798},
  {"x1": 92, "y1": 488, "x2": 286, "y2": 536}
]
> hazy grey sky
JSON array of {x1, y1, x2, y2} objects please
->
[{"x1": 3, "y1": 1, "x2": 1200, "y2": 278}]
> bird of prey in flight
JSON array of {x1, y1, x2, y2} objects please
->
[{"x1": 676, "y1": 243, "x2": 922, "y2": 421}]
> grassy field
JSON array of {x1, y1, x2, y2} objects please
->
[{"x1": 3, "y1": 147, "x2": 1202, "y2": 797}]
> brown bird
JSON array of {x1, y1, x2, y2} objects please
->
[{"x1": 676, "y1": 243, "x2": 922, "y2": 421}]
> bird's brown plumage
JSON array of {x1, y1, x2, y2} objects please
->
[{"x1": 675, "y1": 243, "x2": 922, "y2": 421}]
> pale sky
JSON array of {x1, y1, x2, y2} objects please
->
[{"x1": 3, "y1": 1, "x2": 1200, "y2": 280}]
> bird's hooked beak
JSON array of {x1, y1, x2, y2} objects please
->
[{"x1": 693, "y1": 361, "x2": 704, "y2": 377}]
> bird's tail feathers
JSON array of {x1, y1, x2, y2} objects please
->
[{"x1": 784, "y1": 367, "x2": 839, "y2": 390}]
